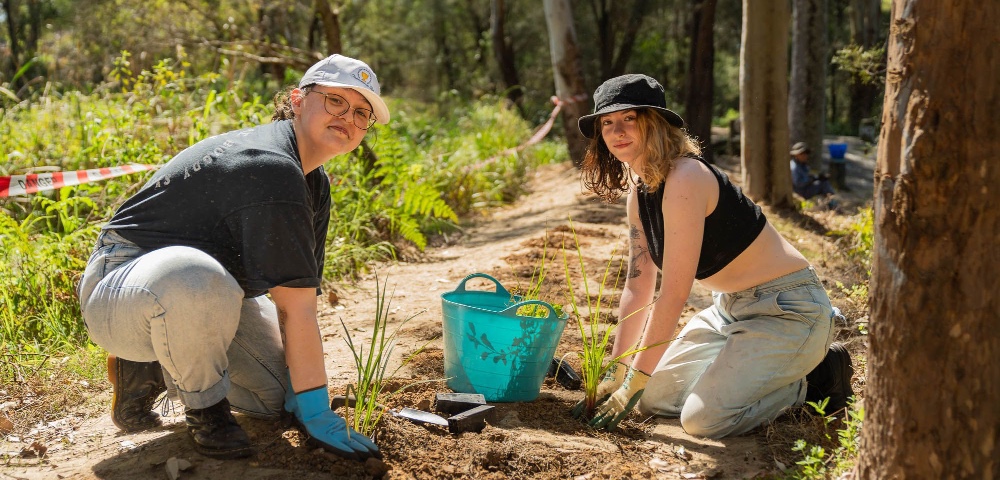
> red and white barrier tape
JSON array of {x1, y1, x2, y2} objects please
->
[{"x1": 0, "y1": 164, "x2": 159, "y2": 198}]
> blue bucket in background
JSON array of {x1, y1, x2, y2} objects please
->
[
  {"x1": 441, "y1": 273, "x2": 568, "y2": 402},
  {"x1": 828, "y1": 143, "x2": 848, "y2": 159}
]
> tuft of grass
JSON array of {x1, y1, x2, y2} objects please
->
[
  {"x1": 560, "y1": 219, "x2": 655, "y2": 419},
  {"x1": 340, "y1": 274, "x2": 427, "y2": 437},
  {"x1": 0, "y1": 196, "x2": 99, "y2": 360}
]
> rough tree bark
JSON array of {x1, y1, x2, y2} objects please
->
[
  {"x1": 684, "y1": 0, "x2": 717, "y2": 164},
  {"x1": 858, "y1": 1, "x2": 1000, "y2": 477},
  {"x1": 738, "y1": 0, "x2": 792, "y2": 206},
  {"x1": 543, "y1": 0, "x2": 589, "y2": 166},
  {"x1": 788, "y1": 0, "x2": 827, "y2": 172}
]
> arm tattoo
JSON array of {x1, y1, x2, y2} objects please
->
[
  {"x1": 277, "y1": 307, "x2": 288, "y2": 345},
  {"x1": 628, "y1": 224, "x2": 649, "y2": 279}
]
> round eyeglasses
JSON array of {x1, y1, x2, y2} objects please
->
[{"x1": 307, "y1": 90, "x2": 377, "y2": 130}]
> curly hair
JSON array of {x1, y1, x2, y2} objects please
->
[
  {"x1": 581, "y1": 109, "x2": 702, "y2": 202},
  {"x1": 271, "y1": 85, "x2": 308, "y2": 121}
]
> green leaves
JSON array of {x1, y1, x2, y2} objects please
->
[{"x1": 339, "y1": 274, "x2": 427, "y2": 437}]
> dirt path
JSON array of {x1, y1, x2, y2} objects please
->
[{"x1": 2, "y1": 149, "x2": 872, "y2": 480}]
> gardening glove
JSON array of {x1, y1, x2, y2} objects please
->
[
  {"x1": 589, "y1": 368, "x2": 650, "y2": 430},
  {"x1": 571, "y1": 361, "x2": 628, "y2": 418},
  {"x1": 292, "y1": 386, "x2": 382, "y2": 461}
]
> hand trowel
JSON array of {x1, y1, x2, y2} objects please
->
[{"x1": 330, "y1": 394, "x2": 449, "y2": 427}]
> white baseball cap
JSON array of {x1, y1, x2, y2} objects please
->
[{"x1": 298, "y1": 54, "x2": 390, "y2": 124}]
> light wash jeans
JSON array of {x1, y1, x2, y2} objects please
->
[
  {"x1": 637, "y1": 267, "x2": 836, "y2": 438},
  {"x1": 78, "y1": 230, "x2": 286, "y2": 418}
]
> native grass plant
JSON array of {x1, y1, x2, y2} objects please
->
[
  {"x1": 560, "y1": 220, "x2": 656, "y2": 419},
  {"x1": 784, "y1": 398, "x2": 864, "y2": 479},
  {"x1": 339, "y1": 274, "x2": 428, "y2": 437},
  {"x1": 508, "y1": 232, "x2": 564, "y2": 319},
  {"x1": 0, "y1": 194, "x2": 101, "y2": 380}
]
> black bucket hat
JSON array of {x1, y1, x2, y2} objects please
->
[{"x1": 578, "y1": 74, "x2": 685, "y2": 139}]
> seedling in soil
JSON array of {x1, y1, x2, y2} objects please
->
[
  {"x1": 340, "y1": 273, "x2": 428, "y2": 437},
  {"x1": 561, "y1": 218, "x2": 657, "y2": 420}
]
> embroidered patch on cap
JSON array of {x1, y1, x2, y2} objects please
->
[{"x1": 353, "y1": 68, "x2": 374, "y2": 90}]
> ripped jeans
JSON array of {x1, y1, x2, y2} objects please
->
[
  {"x1": 637, "y1": 267, "x2": 836, "y2": 438},
  {"x1": 77, "y1": 230, "x2": 286, "y2": 418}
]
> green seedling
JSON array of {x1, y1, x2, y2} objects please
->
[
  {"x1": 340, "y1": 273, "x2": 429, "y2": 437},
  {"x1": 510, "y1": 231, "x2": 564, "y2": 319},
  {"x1": 560, "y1": 218, "x2": 658, "y2": 419}
]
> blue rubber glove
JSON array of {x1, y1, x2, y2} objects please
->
[
  {"x1": 292, "y1": 386, "x2": 381, "y2": 460},
  {"x1": 589, "y1": 368, "x2": 650, "y2": 430}
]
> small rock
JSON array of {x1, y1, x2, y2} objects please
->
[
  {"x1": 364, "y1": 457, "x2": 391, "y2": 477},
  {"x1": 165, "y1": 457, "x2": 192, "y2": 480}
]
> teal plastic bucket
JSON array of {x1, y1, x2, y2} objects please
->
[{"x1": 441, "y1": 273, "x2": 568, "y2": 402}]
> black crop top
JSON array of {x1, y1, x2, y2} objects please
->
[{"x1": 637, "y1": 156, "x2": 766, "y2": 280}]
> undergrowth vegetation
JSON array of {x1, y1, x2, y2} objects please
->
[{"x1": 0, "y1": 53, "x2": 564, "y2": 380}]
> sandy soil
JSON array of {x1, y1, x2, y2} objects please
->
[{"x1": 1, "y1": 143, "x2": 873, "y2": 480}]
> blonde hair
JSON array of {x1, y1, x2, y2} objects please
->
[{"x1": 581, "y1": 109, "x2": 701, "y2": 202}]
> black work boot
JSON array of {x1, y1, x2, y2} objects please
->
[
  {"x1": 805, "y1": 343, "x2": 855, "y2": 414},
  {"x1": 185, "y1": 398, "x2": 253, "y2": 459},
  {"x1": 108, "y1": 355, "x2": 167, "y2": 432}
]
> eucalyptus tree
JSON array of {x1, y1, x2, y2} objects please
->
[
  {"x1": 542, "y1": 0, "x2": 589, "y2": 165},
  {"x1": 788, "y1": 0, "x2": 828, "y2": 172},
  {"x1": 684, "y1": 0, "x2": 717, "y2": 163},
  {"x1": 860, "y1": 0, "x2": 999, "y2": 477},
  {"x1": 738, "y1": 0, "x2": 792, "y2": 205}
]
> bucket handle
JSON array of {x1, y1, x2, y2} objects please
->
[
  {"x1": 453, "y1": 273, "x2": 512, "y2": 297},
  {"x1": 499, "y1": 299, "x2": 561, "y2": 321}
]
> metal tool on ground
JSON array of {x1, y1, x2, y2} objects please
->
[
  {"x1": 547, "y1": 357, "x2": 582, "y2": 390},
  {"x1": 331, "y1": 395, "x2": 449, "y2": 427},
  {"x1": 434, "y1": 393, "x2": 487, "y2": 415}
]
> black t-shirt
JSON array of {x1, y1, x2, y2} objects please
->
[
  {"x1": 105, "y1": 120, "x2": 331, "y2": 298},
  {"x1": 637, "y1": 156, "x2": 766, "y2": 280}
]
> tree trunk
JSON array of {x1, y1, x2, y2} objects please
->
[
  {"x1": 608, "y1": 1, "x2": 650, "y2": 78},
  {"x1": 543, "y1": 0, "x2": 589, "y2": 167},
  {"x1": 431, "y1": 0, "x2": 458, "y2": 92},
  {"x1": 847, "y1": 0, "x2": 881, "y2": 133},
  {"x1": 738, "y1": 0, "x2": 792, "y2": 206},
  {"x1": 3, "y1": 0, "x2": 21, "y2": 80},
  {"x1": 684, "y1": 0, "x2": 717, "y2": 164},
  {"x1": 588, "y1": 0, "x2": 650, "y2": 80},
  {"x1": 590, "y1": 0, "x2": 613, "y2": 80},
  {"x1": 788, "y1": 0, "x2": 827, "y2": 172},
  {"x1": 313, "y1": 0, "x2": 342, "y2": 54},
  {"x1": 491, "y1": 0, "x2": 523, "y2": 108},
  {"x1": 859, "y1": 1, "x2": 1000, "y2": 478}
]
